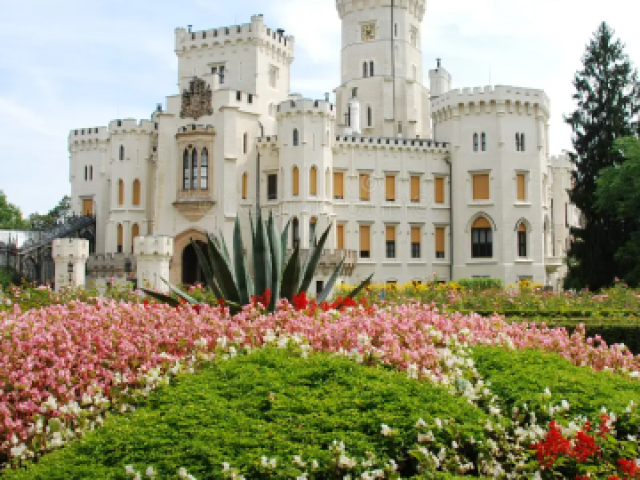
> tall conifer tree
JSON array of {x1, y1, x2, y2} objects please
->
[{"x1": 564, "y1": 22, "x2": 640, "y2": 290}]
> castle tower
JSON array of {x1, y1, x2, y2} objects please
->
[
  {"x1": 276, "y1": 97, "x2": 337, "y2": 249},
  {"x1": 52, "y1": 238, "x2": 90, "y2": 292},
  {"x1": 134, "y1": 236, "x2": 174, "y2": 293},
  {"x1": 334, "y1": 0, "x2": 430, "y2": 139}
]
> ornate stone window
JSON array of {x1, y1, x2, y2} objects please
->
[
  {"x1": 174, "y1": 125, "x2": 216, "y2": 221},
  {"x1": 200, "y1": 148, "x2": 209, "y2": 190}
]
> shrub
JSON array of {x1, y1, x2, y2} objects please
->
[
  {"x1": 3, "y1": 349, "x2": 490, "y2": 479},
  {"x1": 456, "y1": 278, "x2": 503, "y2": 291}
]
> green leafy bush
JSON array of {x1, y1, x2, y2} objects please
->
[
  {"x1": 4, "y1": 349, "x2": 490, "y2": 479},
  {"x1": 471, "y1": 346, "x2": 640, "y2": 430},
  {"x1": 0, "y1": 268, "x2": 14, "y2": 289},
  {"x1": 455, "y1": 278, "x2": 503, "y2": 290}
]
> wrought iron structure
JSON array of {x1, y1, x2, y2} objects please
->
[{"x1": 0, "y1": 215, "x2": 96, "y2": 286}]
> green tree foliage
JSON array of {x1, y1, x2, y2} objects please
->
[
  {"x1": 28, "y1": 196, "x2": 71, "y2": 230},
  {"x1": 564, "y1": 22, "x2": 640, "y2": 290},
  {"x1": 0, "y1": 190, "x2": 29, "y2": 229},
  {"x1": 596, "y1": 137, "x2": 640, "y2": 285}
]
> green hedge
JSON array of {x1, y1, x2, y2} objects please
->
[
  {"x1": 471, "y1": 345, "x2": 640, "y2": 432},
  {"x1": 455, "y1": 278, "x2": 504, "y2": 290},
  {"x1": 457, "y1": 309, "x2": 638, "y2": 319},
  {"x1": 4, "y1": 349, "x2": 490, "y2": 479}
]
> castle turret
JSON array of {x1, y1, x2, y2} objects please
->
[{"x1": 429, "y1": 58, "x2": 452, "y2": 100}]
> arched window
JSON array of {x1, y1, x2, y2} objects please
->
[
  {"x1": 292, "y1": 217, "x2": 300, "y2": 249},
  {"x1": 517, "y1": 223, "x2": 527, "y2": 257},
  {"x1": 183, "y1": 149, "x2": 190, "y2": 190},
  {"x1": 132, "y1": 179, "x2": 141, "y2": 206},
  {"x1": 363, "y1": 62, "x2": 368, "y2": 78},
  {"x1": 309, "y1": 166, "x2": 318, "y2": 196},
  {"x1": 131, "y1": 223, "x2": 140, "y2": 253},
  {"x1": 521, "y1": 133, "x2": 526, "y2": 152},
  {"x1": 118, "y1": 179, "x2": 124, "y2": 206},
  {"x1": 117, "y1": 224, "x2": 123, "y2": 253},
  {"x1": 191, "y1": 149, "x2": 198, "y2": 189},
  {"x1": 367, "y1": 106, "x2": 373, "y2": 127},
  {"x1": 119, "y1": 145, "x2": 125, "y2": 161},
  {"x1": 200, "y1": 148, "x2": 209, "y2": 189},
  {"x1": 473, "y1": 133, "x2": 479, "y2": 152},
  {"x1": 242, "y1": 172, "x2": 248, "y2": 199},
  {"x1": 481, "y1": 132, "x2": 487, "y2": 151},
  {"x1": 471, "y1": 217, "x2": 493, "y2": 258},
  {"x1": 325, "y1": 168, "x2": 331, "y2": 198},
  {"x1": 310, "y1": 217, "x2": 318, "y2": 247},
  {"x1": 292, "y1": 166, "x2": 300, "y2": 196},
  {"x1": 369, "y1": 61, "x2": 374, "y2": 76},
  {"x1": 515, "y1": 133, "x2": 521, "y2": 152},
  {"x1": 293, "y1": 128, "x2": 299, "y2": 146},
  {"x1": 243, "y1": 132, "x2": 248, "y2": 154}
]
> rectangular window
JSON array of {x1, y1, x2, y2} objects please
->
[
  {"x1": 267, "y1": 174, "x2": 278, "y2": 200},
  {"x1": 472, "y1": 173, "x2": 490, "y2": 201},
  {"x1": 411, "y1": 226, "x2": 421, "y2": 259},
  {"x1": 435, "y1": 226, "x2": 445, "y2": 259},
  {"x1": 82, "y1": 199, "x2": 93, "y2": 216},
  {"x1": 219, "y1": 66, "x2": 225, "y2": 84},
  {"x1": 410, "y1": 176, "x2": 420, "y2": 202},
  {"x1": 333, "y1": 172, "x2": 344, "y2": 199},
  {"x1": 337, "y1": 224, "x2": 345, "y2": 250},
  {"x1": 359, "y1": 173, "x2": 371, "y2": 201},
  {"x1": 385, "y1": 175, "x2": 396, "y2": 201},
  {"x1": 385, "y1": 226, "x2": 396, "y2": 258},
  {"x1": 472, "y1": 228, "x2": 493, "y2": 258},
  {"x1": 435, "y1": 177, "x2": 445, "y2": 204},
  {"x1": 359, "y1": 225, "x2": 371, "y2": 258},
  {"x1": 517, "y1": 173, "x2": 526, "y2": 201}
]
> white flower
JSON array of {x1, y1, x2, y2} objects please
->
[
  {"x1": 434, "y1": 417, "x2": 443, "y2": 429},
  {"x1": 222, "y1": 463, "x2": 230, "y2": 471},
  {"x1": 543, "y1": 387, "x2": 551, "y2": 397},
  {"x1": 145, "y1": 466, "x2": 157, "y2": 478},
  {"x1": 451, "y1": 440, "x2": 458, "y2": 449},
  {"x1": 415, "y1": 418, "x2": 427, "y2": 428},
  {"x1": 10, "y1": 444, "x2": 27, "y2": 458},
  {"x1": 311, "y1": 460, "x2": 319, "y2": 469},
  {"x1": 380, "y1": 424, "x2": 393, "y2": 436},
  {"x1": 489, "y1": 406, "x2": 501, "y2": 416},
  {"x1": 418, "y1": 431, "x2": 435, "y2": 443}
]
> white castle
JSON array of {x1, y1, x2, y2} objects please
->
[{"x1": 67, "y1": 0, "x2": 577, "y2": 293}]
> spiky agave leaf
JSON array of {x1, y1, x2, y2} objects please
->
[
  {"x1": 280, "y1": 218, "x2": 291, "y2": 270},
  {"x1": 316, "y1": 257, "x2": 345, "y2": 304},
  {"x1": 252, "y1": 210, "x2": 272, "y2": 298},
  {"x1": 267, "y1": 211, "x2": 282, "y2": 312},
  {"x1": 280, "y1": 244, "x2": 302, "y2": 301},
  {"x1": 346, "y1": 273, "x2": 374, "y2": 300},
  {"x1": 298, "y1": 224, "x2": 333, "y2": 295},
  {"x1": 233, "y1": 216, "x2": 250, "y2": 305},
  {"x1": 201, "y1": 236, "x2": 241, "y2": 305},
  {"x1": 161, "y1": 278, "x2": 200, "y2": 304},
  {"x1": 140, "y1": 288, "x2": 182, "y2": 308}
]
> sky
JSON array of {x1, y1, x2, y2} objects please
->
[{"x1": 0, "y1": 0, "x2": 639, "y2": 217}]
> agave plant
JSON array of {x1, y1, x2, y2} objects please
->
[{"x1": 143, "y1": 210, "x2": 372, "y2": 314}]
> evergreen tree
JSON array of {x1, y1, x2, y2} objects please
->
[{"x1": 564, "y1": 22, "x2": 640, "y2": 290}]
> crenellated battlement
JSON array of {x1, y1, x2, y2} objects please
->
[
  {"x1": 257, "y1": 135, "x2": 278, "y2": 148},
  {"x1": 68, "y1": 119, "x2": 158, "y2": 145},
  {"x1": 549, "y1": 154, "x2": 573, "y2": 169},
  {"x1": 431, "y1": 85, "x2": 550, "y2": 119},
  {"x1": 334, "y1": 135, "x2": 448, "y2": 153},
  {"x1": 276, "y1": 98, "x2": 336, "y2": 117},
  {"x1": 134, "y1": 236, "x2": 173, "y2": 257},
  {"x1": 336, "y1": 0, "x2": 426, "y2": 21},
  {"x1": 52, "y1": 238, "x2": 90, "y2": 260},
  {"x1": 174, "y1": 14, "x2": 295, "y2": 59}
]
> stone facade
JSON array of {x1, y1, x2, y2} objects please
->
[{"x1": 68, "y1": 3, "x2": 577, "y2": 292}]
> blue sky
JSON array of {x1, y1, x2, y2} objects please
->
[{"x1": 1, "y1": 0, "x2": 639, "y2": 216}]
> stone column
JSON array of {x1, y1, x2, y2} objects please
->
[
  {"x1": 52, "y1": 238, "x2": 90, "y2": 292},
  {"x1": 135, "y1": 236, "x2": 174, "y2": 293}
]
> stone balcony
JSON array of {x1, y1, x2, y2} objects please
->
[
  {"x1": 286, "y1": 248, "x2": 358, "y2": 276},
  {"x1": 544, "y1": 255, "x2": 563, "y2": 273}
]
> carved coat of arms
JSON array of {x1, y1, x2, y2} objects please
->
[{"x1": 180, "y1": 77, "x2": 213, "y2": 120}]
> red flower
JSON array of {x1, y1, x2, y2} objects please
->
[
  {"x1": 530, "y1": 421, "x2": 571, "y2": 470},
  {"x1": 193, "y1": 304, "x2": 201, "y2": 315}
]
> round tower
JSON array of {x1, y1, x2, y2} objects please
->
[
  {"x1": 334, "y1": 0, "x2": 430, "y2": 139},
  {"x1": 431, "y1": 85, "x2": 551, "y2": 284},
  {"x1": 276, "y1": 98, "x2": 337, "y2": 249}
]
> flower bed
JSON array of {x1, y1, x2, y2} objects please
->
[{"x1": 1, "y1": 300, "x2": 639, "y2": 478}]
